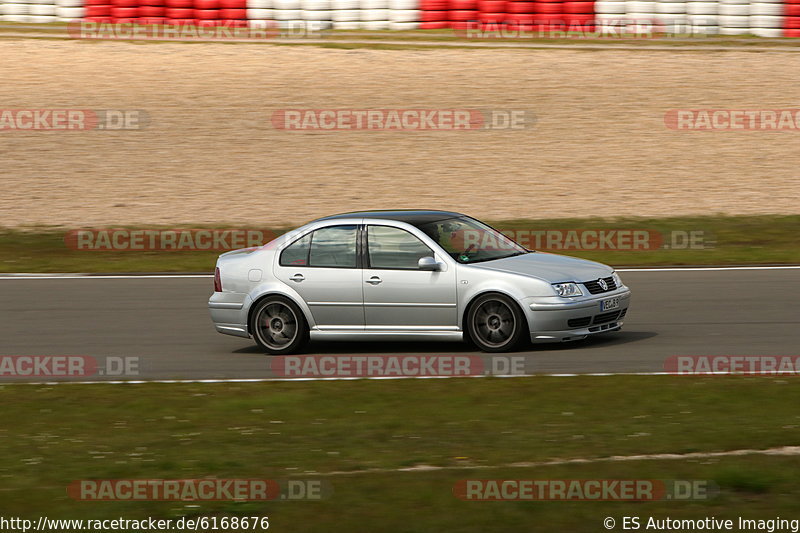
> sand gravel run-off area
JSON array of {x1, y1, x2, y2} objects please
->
[{"x1": 1, "y1": 39, "x2": 799, "y2": 228}]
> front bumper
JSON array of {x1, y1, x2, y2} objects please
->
[{"x1": 524, "y1": 288, "x2": 631, "y2": 343}]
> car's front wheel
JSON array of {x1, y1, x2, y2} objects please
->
[
  {"x1": 466, "y1": 293, "x2": 527, "y2": 353},
  {"x1": 250, "y1": 296, "x2": 308, "y2": 355}
]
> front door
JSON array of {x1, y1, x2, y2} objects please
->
[{"x1": 362, "y1": 225, "x2": 457, "y2": 329}]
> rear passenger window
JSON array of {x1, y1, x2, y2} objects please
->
[
  {"x1": 309, "y1": 225, "x2": 358, "y2": 268},
  {"x1": 279, "y1": 233, "x2": 311, "y2": 266}
]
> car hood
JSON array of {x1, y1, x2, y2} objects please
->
[{"x1": 468, "y1": 252, "x2": 613, "y2": 283}]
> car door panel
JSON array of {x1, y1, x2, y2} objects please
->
[
  {"x1": 277, "y1": 268, "x2": 364, "y2": 328},
  {"x1": 274, "y1": 224, "x2": 364, "y2": 328},
  {"x1": 362, "y1": 268, "x2": 457, "y2": 328},
  {"x1": 362, "y1": 225, "x2": 457, "y2": 329}
]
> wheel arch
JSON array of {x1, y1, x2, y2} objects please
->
[
  {"x1": 246, "y1": 290, "x2": 313, "y2": 336},
  {"x1": 461, "y1": 289, "x2": 531, "y2": 334}
]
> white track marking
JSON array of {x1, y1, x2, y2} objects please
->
[
  {"x1": 0, "y1": 265, "x2": 799, "y2": 280},
  {"x1": 0, "y1": 274, "x2": 211, "y2": 279},
  {"x1": 0, "y1": 446, "x2": 796, "y2": 490},
  {"x1": 300, "y1": 445, "x2": 800, "y2": 477},
  {"x1": 7, "y1": 370, "x2": 798, "y2": 385},
  {"x1": 0, "y1": 374, "x2": 619, "y2": 385},
  {"x1": 618, "y1": 266, "x2": 800, "y2": 272}
]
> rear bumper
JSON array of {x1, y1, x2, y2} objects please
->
[
  {"x1": 209, "y1": 293, "x2": 249, "y2": 338},
  {"x1": 214, "y1": 323, "x2": 250, "y2": 338}
]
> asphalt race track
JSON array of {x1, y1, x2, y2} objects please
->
[{"x1": 1, "y1": 268, "x2": 798, "y2": 382}]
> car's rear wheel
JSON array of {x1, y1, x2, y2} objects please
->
[
  {"x1": 466, "y1": 293, "x2": 527, "y2": 353},
  {"x1": 250, "y1": 296, "x2": 308, "y2": 355}
]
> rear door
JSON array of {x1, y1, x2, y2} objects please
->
[{"x1": 274, "y1": 224, "x2": 364, "y2": 328}]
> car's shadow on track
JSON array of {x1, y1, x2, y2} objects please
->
[
  {"x1": 232, "y1": 341, "x2": 473, "y2": 356},
  {"x1": 537, "y1": 330, "x2": 658, "y2": 351},
  {"x1": 231, "y1": 330, "x2": 658, "y2": 356}
]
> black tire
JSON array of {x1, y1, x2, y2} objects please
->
[
  {"x1": 466, "y1": 293, "x2": 527, "y2": 353},
  {"x1": 249, "y1": 295, "x2": 308, "y2": 355}
]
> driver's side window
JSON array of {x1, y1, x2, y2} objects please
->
[
  {"x1": 420, "y1": 221, "x2": 465, "y2": 260},
  {"x1": 367, "y1": 225, "x2": 432, "y2": 270}
]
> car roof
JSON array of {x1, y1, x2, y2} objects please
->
[{"x1": 313, "y1": 210, "x2": 466, "y2": 226}]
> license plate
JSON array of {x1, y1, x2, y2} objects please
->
[{"x1": 601, "y1": 297, "x2": 620, "y2": 311}]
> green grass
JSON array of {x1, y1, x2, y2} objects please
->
[
  {"x1": 1, "y1": 215, "x2": 798, "y2": 273},
  {"x1": 491, "y1": 214, "x2": 800, "y2": 267},
  {"x1": 1, "y1": 376, "x2": 799, "y2": 529}
]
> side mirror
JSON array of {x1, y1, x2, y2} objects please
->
[{"x1": 418, "y1": 256, "x2": 441, "y2": 271}]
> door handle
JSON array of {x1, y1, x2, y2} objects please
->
[
  {"x1": 365, "y1": 276, "x2": 382, "y2": 285},
  {"x1": 289, "y1": 273, "x2": 305, "y2": 282}
]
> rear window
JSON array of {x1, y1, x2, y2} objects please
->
[{"x1": 279, "y1": 233, "x2": 311, "y2": 266}]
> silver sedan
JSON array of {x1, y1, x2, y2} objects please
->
[{"x1": 208, "y1": 210, "x2": 631, "y2": 354}]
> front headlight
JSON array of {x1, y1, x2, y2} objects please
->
[
  {"x1": 553, "y1": 282, "x2": 583, "y2": 297},
  {"x1": 612, "y1": 271, "x2": 624, "y2": 288}
]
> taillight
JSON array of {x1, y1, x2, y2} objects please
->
[{"x1": 214, "y1": 267, "x2": 222, "y2": 292}]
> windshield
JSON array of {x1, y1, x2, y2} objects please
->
[{"x1": 416, "y1": 216, "x2": 529, "y2": 264}]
